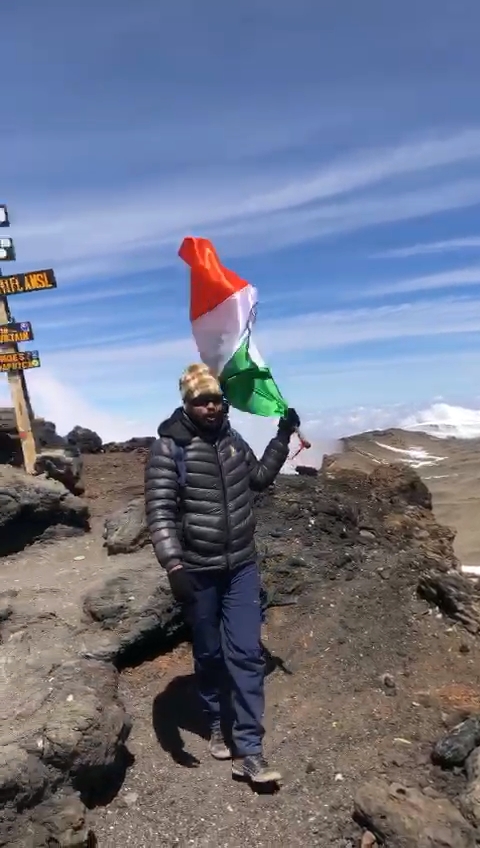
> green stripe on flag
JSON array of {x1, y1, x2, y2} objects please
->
[{"x1": 220, "y1": 338, "x2": 288, "y2": 417}]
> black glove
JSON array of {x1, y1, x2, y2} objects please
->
[
  {"x1": 167, "y1": 566, "x2": 195, "y2": 604},
  {"x1": 278, "y1": 407, "x2": 301, "y2": 437}
]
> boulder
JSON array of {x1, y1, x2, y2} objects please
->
[
  {"x1": 82, "y1": 557, "x2": 185, "y2": 664},
  {"x1": 0, "y1": 419, "x2": 66, "y2": 469},
  {"x1": 354, "y1": 779, "x2": 476, "y2": 848},
  {"x1": 0, "y1": 597, "x2": 131, "y2": 846},
  {"x1": 35, "y1": 447, "x2": 84, "y2": 495},
  {"x1": 368, "y1": 465, "x2": 432, "y2": 510},
  {"x1": 103, "y1": 497, "x2": 148, "y2": 555},
  {"x1": 418, "y1": 569, "x2": 480, "y2": 634},
  {"x1": 103, "y1": 437, "x2": 155, "y2": 453},
  {"x1": 34, "y1": 418, "x2": 66, "y2": 450},
  {"x1": 15, "y1": 792, "x2": 95, "y2": 847},
  {"x1": 460, "y1": 748, "x2": 480, "y2": 826},
  {"x1": 432, "y1": 717, "x2": 480, "y2": 768},
  {"x1": 295, "y1": 464, "x2": 318, "y2": 477},
  {"x1": 67, "y1": 426, "x2": 103, "y2": 455},
  {"x1": 0, "y1": 465, "x2": 89, "y2": 554},
  {"x1": 0, "y1": 431, "x2": 22, "y2": 466}
]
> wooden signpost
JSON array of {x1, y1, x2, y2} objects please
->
[
  {"x1": 0, "y1": 321, "x2": 33, "y2": 344},
  {"x1": 0, "y1": 350, "x2": 40, "y2": 372},
  {"x1": 0, "y1": 205, "x2": 58, "y2": 473}
]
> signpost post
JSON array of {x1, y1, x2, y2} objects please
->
[
  {"x1": 0, "y1": 206, "x2": 58, "y2": 474},
  {"x1": 0, "y1": 295, "x2": 37, "y2": 472}
]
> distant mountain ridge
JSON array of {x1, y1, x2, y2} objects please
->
[
  {"x1": 323, "y1": 426, "x2": 480, "y2": 567},
  {"x1": 341, "y1": 426, "x2": 480, "y2": 470}
]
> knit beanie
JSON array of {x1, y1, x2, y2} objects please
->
[{"x1": 179, "y1": 363, "x2": 222, "y2": 403}]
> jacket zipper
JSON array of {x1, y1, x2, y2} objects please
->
[{"x1": 215, "y1": 442, "x2": 231, "y2": 567}]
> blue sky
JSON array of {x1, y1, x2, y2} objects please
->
[{"x1": 3, "y1": 0, "x2": 480, "y2": 449}]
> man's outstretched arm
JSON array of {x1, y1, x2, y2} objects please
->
[
  {"x1": 240, "y1": 408, "x2": 301, "y2": 492},
  {"x1": 144, "y1": 437, "x2": 183, "y2": 571}
]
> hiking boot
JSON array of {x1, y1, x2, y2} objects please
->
[
  {"x1": 208, "y1": 725, "x2": 231, "y2": 760},
  {"x1": 232, "y1": 754, "x2": 282, "y2": 784}
]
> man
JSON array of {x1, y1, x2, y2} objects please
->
[{"x1": 144, "y1": 363, "x2": 300, "y2": 785}]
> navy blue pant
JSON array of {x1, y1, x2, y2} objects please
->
[{"x1": 187, "y1": 561, "x2": 265, "y2": 757}]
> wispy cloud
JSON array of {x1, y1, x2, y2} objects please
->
[
  {"x1": 214, "y1": 179, "x2": 480, "y2": 256},
  {"x1": 372, "y1": 236, "x2": 480, "y2": 259},
  {"x1": 22, "y1": 282, "x2": 179, "y2": 313},
  {"x1": 258, "y1": 295, "x2": 480, "y2": 354},
  {"x1": 9, "y1": 129, "x2": 480, "y2": 285},
  {"x1": 361, "y1": 264, "x2": 480, "y2": 298},
  {"x1": 283, "y1": 347, "x2": 480, "y2": 380},
  {"x1": 4, "y1": 1, "x2": 480, "y2": 444},
  {"x1": 234, "y1": 128, "x2": 480, "y2": 216},
  {"x1": 35, "y1": 294, "x2": 480, "y2": 378}
]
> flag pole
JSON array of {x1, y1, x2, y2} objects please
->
[
  {"x1": 269, "y1": 372, "x2": 311, "y2": 451},
  {"x1": 296, "y1": 428, "x2": 311, "y2": 449}
]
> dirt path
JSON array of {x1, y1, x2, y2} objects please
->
[
  {"x1": 92, "y1": 568, "x2": 480, "y2": 847},
  {"x1": 0, "y1": 453, "x2": 148, "y2": 624},
  {"x1": 4, "y1": 450, "x2": 477, "y2": 845}
]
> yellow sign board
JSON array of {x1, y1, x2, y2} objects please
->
[
  {"x1": 0, "y1": 350, "x2": 40, "y2": 372},
  {"x1": 0, "y1": 321, "x2": 33, "y2": 344},
  {"x1": 0, "y1": 269, "x2": 56, "y2": 297}
]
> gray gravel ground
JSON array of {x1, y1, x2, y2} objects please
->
[{"x1": 92, "y1": 592, "x2": 480, "y2": 847}]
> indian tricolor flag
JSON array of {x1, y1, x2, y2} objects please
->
[{"x1": 178, "y1": 236, "x2": 288, "y2": 417}]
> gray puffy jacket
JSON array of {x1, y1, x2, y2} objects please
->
[{"x1": 144, "y1": 407, "x2": 289, "y2": 572}]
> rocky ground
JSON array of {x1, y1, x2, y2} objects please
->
[
  {"x1": 331, "y1": 427, "x2": 480, "y2": 566},
  {"x1": 3, "y1": 446, "x2": 480, "y2": 846}
]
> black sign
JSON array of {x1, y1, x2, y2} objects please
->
[
  {"x1": 0, "y1": 269, "x2": 56, "y2": 297},
  {"x1": 0, "y1": 206, "x2": 9, "y2": 228},
  {"x1": 0, "y1": 321, "x2": 34, "y2": 344},
  {"x1": 0, "y1": 238, "x2": 15, "y2": 261},
  {"x1": 0, "y1": 350, "x2": 40, "y2": 372}
]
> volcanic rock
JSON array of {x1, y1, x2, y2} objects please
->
[
  {"x1": 82, "y1": 558, "x2": 185, "y2": 664},
  {"x1": 460, "y1": 747, "x2": 480, "y2": 826},
  {"x1": 0, "y1": 457, "x2": 467, "y2": 844},
  {"x1": 295, "y1": 464, "x2": 318, "y2": 477},
  {"x1": 432, "y1": 716, "x2": 480, "y2": 768},
  {"x1": 0, "y1": 431, "x2": 22, "y2": 466},
  {"x1": 0, "y1": 594, "x2": 131, "y2": 846},
  {"x1": 103, "y1": 497, "x2": 148, "y2": 555},
  {"x1": 35, "y1": 447, "x2": 84, "y2": 495},
  {"x1": 354, "y1": 779, "x2": 476, "y2": 847},
  {"x1": 34, "y1": 419, "x2": 66, "y2": 451},
  {"x1": 0, "y1": 418, "x2": 66, "y2": 468},
  {"x1": 103, "y1": 437, "x2": 155, "y2": 453},
  {"x1": 67, "y1": 426, "x2": 103, "y2": 455},
  {"x1": 0, "y1": 466, "x2": 89, "y2": 554},
  {"x1": 418, "y1": 570, "x2": 480, "y2": 634}
]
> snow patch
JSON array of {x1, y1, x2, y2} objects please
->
[
  {"x1": 375, "y1": 441, "x2": 447, "y2": 469},
  {"x1": 461, "y1": 565, "x2": 480, "y2": 577}
]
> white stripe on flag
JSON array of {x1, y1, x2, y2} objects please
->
[{"x1": 192, "y1": 284, "x2": 257, "y2": 375}]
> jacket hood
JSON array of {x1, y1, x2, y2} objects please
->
[{"x1": 157, "y1": 406, "x2": 228, "y2": 445}]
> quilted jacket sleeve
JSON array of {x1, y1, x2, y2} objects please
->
[
  {"x1": 240, "y1": 431, "x2": 290, "y2": 492},
  {"x1": 144, "y1": 437, "x2": 182, "y2": 572}
]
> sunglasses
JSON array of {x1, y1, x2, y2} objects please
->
[{"x1": 190, "y1": 393, "x2": 223, "y2": 407}]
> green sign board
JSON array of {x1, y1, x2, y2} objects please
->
[{"x1": 0, "y1": 350, "x2": 40, "y2": 372}]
